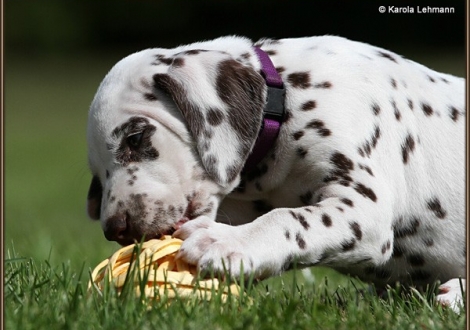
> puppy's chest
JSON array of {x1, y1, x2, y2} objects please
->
[{"x1": 229, "y1": 146, "x2": 326, "y2": 213}]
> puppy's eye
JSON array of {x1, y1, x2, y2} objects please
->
[{"x1": 127, "y1": 132, "x2": 143, "y2": 149}]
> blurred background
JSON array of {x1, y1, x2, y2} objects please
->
[{"x1": 4, "y1": 0, "x2": 466, "y2": 273}]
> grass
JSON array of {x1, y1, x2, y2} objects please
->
[
  {"x1": 4, "y1": 49, "x2": 466, "y2": 329},
  {"x1": 4, "y1": 247, "x2": 466, "y2": 330}
]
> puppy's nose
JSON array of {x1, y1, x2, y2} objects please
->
[{"x1": 104, "y1": 213, "x2": 129, "y2": 242}]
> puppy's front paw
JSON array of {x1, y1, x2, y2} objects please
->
[{"x1": 173, "y1": 217, "x2": 255, "y2": 278}]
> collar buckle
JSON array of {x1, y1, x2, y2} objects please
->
[{"x1": 264, "y1": 85, "x2": 286, "y2": 122}]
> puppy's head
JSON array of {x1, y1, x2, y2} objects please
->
[{"x1": 86, "y1": 44, "x2": 266, "y2": 245}]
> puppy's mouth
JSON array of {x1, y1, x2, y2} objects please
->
[
  {"x1": 161, "y1": 217, "x2": 190, "y2": 237},
  {"x1": 157, "y1": 202, "x2": 194, "y2": 238}
]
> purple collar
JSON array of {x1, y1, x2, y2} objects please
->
[{"x1": 243, "y1": 47, "x2": 285, "y2": 173}]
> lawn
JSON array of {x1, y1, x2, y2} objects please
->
[{"x1": 4, "y1": 50, "x2": 466, "y2": 329}]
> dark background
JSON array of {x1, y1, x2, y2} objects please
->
[{"x1": 5, "y1": 0, "x2": 466, "y2": 56}]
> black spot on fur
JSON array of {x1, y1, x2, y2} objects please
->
[
  {"x1": 392, "y1": 100, "x2": 401, "y2": 121},
  {"x1": 341, "y1": 198, "x2": 354, "y2": 207},
  {"x1": 377, "y1": 51, "x2": 398, "y2": 63},
  {"x1": 449, "y1": 106, "x2": 461, "y2": 122},
  {"x1": 372, "y1": 127, "x2": 381, "y2": 147},
  {"x1": 390, "y1": 78, "x2": 397, "y2": 89},
  {"x1": 287, "y1": 72, "x2": 311, "y2": 89},
  {"x1": 421, "y1": 103, "x2": 434, "y2": 116},
  {"x1": 292, "y1": 130, "x2": 305, "y2": 140},
  {"x1": 329, "y1": 152, "x2": 354, "y2": 183},
  {"x1": 183, "y1": 49, "x2": 205, "y2": 56},
  {"x1": 206, "y1": 108, "x2": 225, "y2": 126},
  {"x1": 341, "y1": 238, "x2": 356, "y2": 251},
  {"x1": 285, "y1": 230, "x2": 291, "y2": 240},
  {"x1": 297, "y1": 147, "x2": 308, "y2": 158},
  {"x1": 172, "y1": 57, "x2": 185, "y2": 68},
  {"x1": 427, "y1": 198, "x2": 447, "y2": 219},
  {"x1": 381, "y1": 240, "x2": 391, "y2": 254},
  {"x1": 305, "y1": 119, "x2": 331, "y2": 137},
  {"x1": 127, "y1": 166, "x2": 139, "y2": 175},
  {"x1": 153, "y1": 54, "x2": 173, "y2": 65},
  {"x1": 255, "y1": 39, "x2": 281, "y2": 47},
  {"x1": 350, "y1": 222, "x2": 362, "y2": 240},
  {"x1": 323, "y1": 176, "x2": 338, "y2": 183},
  {"x1": 144, "y1": 93, "x2": 158, "y2": 101},
  {"x1": 401, "y1": 134, "x2": 415, "y2": 164},
  {"x1": 354, "y1": 183, "x2": 377, "y2": 202},
  {"x1": 441, "y1": 77, "x2": 450, "y2": 84},
  {"x1": 323, "y1": 152, "x2": 354, "y2": 186},
  {"x1": 296, "y1": 232, "x2": 306, "y2": 249},
  {"x1": 203, "y1": 128, "x2": 213, "y2": 139},
  {"x1": 289, "y1": 211, "x2": 310, "y2": 230},
  {"x1": 423, "y1": 237, "x2": 434, "y2": 247},
  {"x1": 358, "y1": 126, "x2": 381, "y2": 157},
  {"x1": 372, "y1": 103, "x2": 381, "y2": 115},
  {"x1": 314, "y1": 81, "x2": 332, "y2": 89},
  {"x1": 240, "y1": 52, "x2": 251, "y2": 60},
  {"x1": 358, "y1": 164, "x2": 374, "y2": 176},
  {"x1": 301, "y1": 100, "x2": 317, "y2": 111},
  {"x1": 322, "y1": 214, "x2": 332, "y2": 227},
  {"x1": 331, "y1": 152, "x2": 354, "y2": 173},
  {"x1": 408, "y1": 99, "x2": 414, "y2": 110}
]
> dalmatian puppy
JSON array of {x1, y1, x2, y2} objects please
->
[{"x1": 86, "y1": 36, "x2": 465, "y2": 312}]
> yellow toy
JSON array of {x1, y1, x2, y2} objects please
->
[{"x1": 89, "y1": 236, "x2": 240, "y2": 300}]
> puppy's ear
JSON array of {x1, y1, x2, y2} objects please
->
[
  {"x1": 153, "y1": 51, "x2": 266, "y2": 187},
  {"x1": 87, "y1": 175, "x2": 102, "y2": 220}
]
